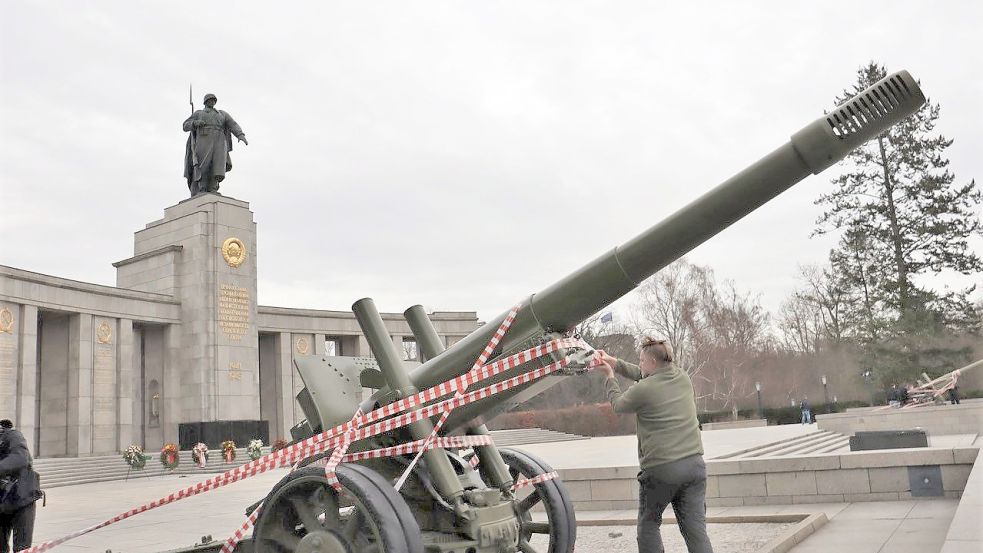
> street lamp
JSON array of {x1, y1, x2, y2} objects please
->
[
  {"x1": 862, "y1": 368, "x2": 875, "y2": 406},
  {"x1": 822, "y1": 375, "x2": 830, "y2": 413},
  {"x1": 755, "y1": 381, "x2": 763, "y2": 420}
]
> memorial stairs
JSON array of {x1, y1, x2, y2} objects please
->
[
  {"x1": 712, "y1": 429, "x2": 850, "y2": 459},
  {"x1": 32, "y1": 429, "x2": 584, "y2": 489},
  {"x1": 486, "y1": 428, "x2": 589, "y2": 446},
  {"x1": 33, "y1": 447, "x2": 270, "y2": 489}
]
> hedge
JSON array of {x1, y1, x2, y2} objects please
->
[{"x1": 488, "y1": 400, "x2": 874, "y2": 436}]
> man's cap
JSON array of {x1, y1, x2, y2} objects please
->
[
  {"x1": 204, "y1": 93, "x2": 217, "y2": 103},
  {"x1": 0, "y1": 419, "x2": 12, "y2": 429}
]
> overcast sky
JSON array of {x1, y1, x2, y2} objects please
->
[{"x1": 2, "y1": 1, "x2": 981, "y2": 324}]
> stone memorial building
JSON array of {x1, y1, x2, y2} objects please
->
[{"x1": 0, "y1": 194, "x2": 479, "y2": 457}]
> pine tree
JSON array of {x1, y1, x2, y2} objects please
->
[{"x1": 813, "y1": 62, "x2": 982, "y2": 382}]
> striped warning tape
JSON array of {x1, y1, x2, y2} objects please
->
[
  {"x1": 512, "y1": 470, "x2": 560, "y2": 491},
  {"x1": 20, "y1": 304, "x2": 598, "y2": 553}
]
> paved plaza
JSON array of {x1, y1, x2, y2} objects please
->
[{"x1": 26, "y1": 424, "x2": 975, "y2": 553}]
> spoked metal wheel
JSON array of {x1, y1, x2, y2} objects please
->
[
  {"x1": 499, "y1": 448, "x2": 576, "y2": 553},
  {"x1": 252, "y1": 464, "x2": 424, "y2": 553}
]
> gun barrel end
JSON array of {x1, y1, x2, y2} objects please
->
[{"x1": 792, "y1": 70, "x2": 926, "y2": 174}]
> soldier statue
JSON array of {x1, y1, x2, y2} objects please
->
[{"x1": 183, "y1": 93, "x2": 248, "y2": 197}]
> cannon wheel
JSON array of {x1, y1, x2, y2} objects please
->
[
  {"x1": 252, "y1": 464, "x2": 424, "y2": 553},
  {"x1": 498, "y1": 448, "x2": 576, "y2": 553}
]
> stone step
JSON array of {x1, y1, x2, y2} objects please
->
[
  {"x1": 486, "y1": 428, "x2": 588, "y2": 446},
  {"x1": 35, "y1": 448, "x2": 270, "y2": 489},
  {"x1": 714, "y1": 431, "x2": 829, "y2": 459},
  {"x1": 768, "y1": 433, "x2": 847, "y2": 456},
  {"x1": 33, "y1": 430, "x2": 584, "y2": 489},
  {"x1": 813, "y1": 438, "x2": 851, "y2": 454}
]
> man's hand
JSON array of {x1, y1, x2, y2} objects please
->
[
  {"x1": 597, "y1": 350, "x2": 618, "y2": 370},
  {"x1": 590, "y1": 359, "x2": 614, "y2": 379},
  {"x1": 192, "y1": 119, "x2": 204, "y2": 129}
]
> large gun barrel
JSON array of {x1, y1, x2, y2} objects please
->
[{"x1": 404, "y1": 70, "x2": 925, "y2": 404}]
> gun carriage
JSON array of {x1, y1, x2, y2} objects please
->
[{"x1": 166, "y1": 70, "x2": 927, "y2": 553}]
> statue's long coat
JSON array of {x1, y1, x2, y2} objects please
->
[{"x1": 183, "y1": 108, "x2": 245, "y2": 194}]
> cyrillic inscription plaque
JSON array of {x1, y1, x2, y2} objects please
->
[{"x1": 219, "y1": 284, "x2": 250, "y2": 340}]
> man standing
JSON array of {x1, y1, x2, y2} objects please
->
[
  {"x1": 947, "y1": 371, "x2": 961, "y2": 405},
  {"x1": 0, "y1": 419, "x2": 39, "y2": 553},
  {"x1": 183, "y1": 93, "x2": 248, "y2": 197},
  {"x1": 800, "y1": 397, "x2": 812, "y2": 425},
  {"x1": 595, "y1": 338, "x2": 713, "y2": 553}
]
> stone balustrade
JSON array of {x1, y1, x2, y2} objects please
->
[{"x1": 556, "y1": 446, "x2": 979, "y2": 511}]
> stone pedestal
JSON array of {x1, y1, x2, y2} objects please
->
[{"x1": 116, "y1": 193, "x2": 259, "y2": 436}]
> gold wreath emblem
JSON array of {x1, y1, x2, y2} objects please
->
[
  {"x1": 96, "y1": 321, "x2": 113, "y2": 344},
  {"x1": 0, "y1": 307, "x2": 13, "y2": 334},
  {"x1": 222, "y1": 237, "x2": 247, "y2": 268},
  {"x1": 295, "y1": 337, "x2": 310, "y2": 355}
]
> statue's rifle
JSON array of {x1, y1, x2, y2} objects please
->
[{"x1": 189, "y1": 84, "x2": 199, "y2": 170}]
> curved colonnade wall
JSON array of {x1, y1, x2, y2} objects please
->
[{"x1": 0, "y1": 194, "x2": 478, "y2": 457}]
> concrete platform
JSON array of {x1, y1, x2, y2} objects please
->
[
  {"x1": 555, "y1": 499, "x2": 957, "y2": 553},
  {"x1": 25, "y1": 425, "x2": 977, "y2": 552}
]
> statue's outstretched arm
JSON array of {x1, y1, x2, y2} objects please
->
[{"x1": 226, "y1": 114, "x2": 246, "y2": 141}]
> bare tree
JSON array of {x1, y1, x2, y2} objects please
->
[
  {"x1": 778, "y1": 292, "x2": 824, "y2": 354},
  {"x1": 631, "y1": 260, "x2": 772, "y2": 417},
  {"x1": 631, "y1": 259, "x2": 712, "y2": 384}
]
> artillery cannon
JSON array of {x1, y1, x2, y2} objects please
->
[{"x1": 197, "y1": 70, "x2": 927, "y2": 553}]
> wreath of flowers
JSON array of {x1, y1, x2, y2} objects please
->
[
  {"x1": 122, "y1": 444, "x2": 147, "y2": 469},
  {"x1": 221, "y1": 440, "x2": 237, "y2": 462},
  {"x1": 271, "y1": 438, "x2": 288, "y2": 452},
  {"x1": 247, "y1": 439, "x2": 264, "y2": 461},
  {"x1": 160, "y1": 443, "x2": 180, "y2": 469},
  {"x1": 192, "y1": 442, "x2": 209, "y2": 468}
]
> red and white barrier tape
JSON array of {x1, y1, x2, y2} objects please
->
[
  {"x1": 21, "y1": 304, "x2": 597, "y2": 553},
  {"x1": 396, "y1": 306, "x2": 521, "y2": 490},
  {"x1": 512, "y1": 470, "x2": 560, "y2": 491}
]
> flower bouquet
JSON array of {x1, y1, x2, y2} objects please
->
[
  {"x1": 247, "y1": 439, "x2": 264, "y2": 461},
  {"x1": 122, "y1": 444, "x2": 148, "y2": 469},
  {"x1": 221, "y1": 440, "x2": 236, "y2": 463},
  {"x1": 192, "y1": 442, "x2": 209, "y2": 468},
  {"x1": 160, "y1": 443, "x2": 180, "y2": 469},
  {"x1": 271, "y1": 438, "x2": 288, "y2": 452}
]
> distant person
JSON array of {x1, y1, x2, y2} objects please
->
[
  {"x1": 947, "y1": 371, "x2": 961, "y2": 405},
  {"x1": 888, "y1": 384, "x2": 900, "y2": 408},
  {"x1": 899, "y1": 384, "x2": 910, "y2": 406},
  {"x1": 0, "y1": 419, "x2": 41, "y2": 553},
  {"x1": 594, "y1": 338, "x2": 713, "y2": 553},
  {"x1": 800, "y1": 397, "x2": 812, "y2": 425}
]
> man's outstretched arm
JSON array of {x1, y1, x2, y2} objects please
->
[{"x1": 604, "y1": 377, "x2": 643, "y2": 414}]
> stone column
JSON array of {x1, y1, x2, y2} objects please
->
[
  {"x1": 278, "y1": 333, "x2": 299, "y2": 431},
  {"x1": 163, "y1": 323, "x2": 182, "y2": 446},
  {"x1": 0, "y1": 302, "x2": 20, "y2": 423},
  {"x1": 117, "y1": 319, "x2": 134, "y2": 449},
  {"x1": 391, "y1": 334, "x2": 404, "y2": 359},
  {"x1": 91, "y1": 317, "x2": 118, "y2": 454},
  {"x1": 313, "y1": 334, "x2": 327, "y2": 356},
  {"x1": 17, "y1": 304, "x2": 38, "y2": 454},
  {"x1": 67, "y1": 313, "x2": 93, "y2": 456},
  {"x1": 357, "y1": 336, "x2": 372, "y2": 357}
]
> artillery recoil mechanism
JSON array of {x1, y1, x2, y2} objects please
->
[{"x1": 36, "y1": 70, "x2": 928, "y2": 553}]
